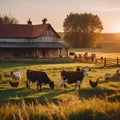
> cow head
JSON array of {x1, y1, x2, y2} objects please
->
[
  {"x1": 83, "y1": 67, "x2": 91, "y2": 77},
  {"x1": 49, "y1": 81, "x2": 54, "y2": 89}
]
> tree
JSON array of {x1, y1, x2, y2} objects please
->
[
  {"x1": 0, "y1": 14, "x2": 19, "y2": 24},
  {"x1": 63, "y1": 13, "x2": 103, "y2": 48}
]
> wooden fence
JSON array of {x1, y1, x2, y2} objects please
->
[
  {"x1": 95, "y1": 57, "x2": 120, "y2": 67},
  {"x1": 71, "y1": 55, "x2": 120, "y2": 67}
]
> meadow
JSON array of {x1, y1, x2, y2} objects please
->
[{"x1": 0, "y1": 58, "x2": 120, "y2": 119}]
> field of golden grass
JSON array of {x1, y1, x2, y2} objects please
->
[{"x1": 0, "y1": 60, "x2": 120, "y2": 119}]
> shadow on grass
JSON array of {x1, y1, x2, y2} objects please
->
[
  {"x1": 0, "y1": 85, "x2": 118, "y2": 105},
  {"x1": 0, "y1": 61, "x2": 39, "y2": 69},
  {"x1": 78, "y1": 87, "x2": 116, "y2": 100},
  {"x1": 0, "y1": 87, "x2": 71, "y2": 105},
  {"x1": 68, "y1": 109, "x2": 108, "y2": 120},
  {"x1": 0, "y1": 87, "x2": 35, "y2": 104}
]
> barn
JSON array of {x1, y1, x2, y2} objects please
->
[{"x1": 0, "y1": 19, "x2": 69, "y2": 62}]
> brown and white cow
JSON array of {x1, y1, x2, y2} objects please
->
[
  {"x1": 26, "y1": 70, "x2": 54, "y2": 91},
  {"x1": 60, "y1": 70, "x2": 85, "y2": 90}
]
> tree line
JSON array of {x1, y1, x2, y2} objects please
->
[{"x1": 0, "y1": 13, "x2": 103, "y2": 48}]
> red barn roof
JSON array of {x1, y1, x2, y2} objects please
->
[{"x1": 0, "y1": 23, "x2": 60, "y2": 39}]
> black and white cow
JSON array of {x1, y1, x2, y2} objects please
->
[{"x1": 26, "y1": 70, "x2": 54, "y2": 90}]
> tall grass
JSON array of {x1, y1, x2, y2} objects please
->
[
  {"x1": 0, "y1": 96, "x2": 120, "y2": 120},
  {"x1": 0, "y1": 61, "x2": 120, "y2": 119}
]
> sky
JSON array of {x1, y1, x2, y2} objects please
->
[{"x1": 1, "y1": 0, "x2": 120, "y2": 33}]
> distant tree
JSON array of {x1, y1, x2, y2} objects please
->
[
  {"x1": 0, "y1": 14, "x2": 19, "y2": 24},
  {"x1": 63, "y1": 13, "x2": 103, "y2": 48}
]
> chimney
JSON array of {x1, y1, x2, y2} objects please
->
[
  {"x1": 42, "y1": 18, "x2": 47, "y2": 24},
  {"x1": 27, "y1": 19, "x2": 32, "y2": 25}
]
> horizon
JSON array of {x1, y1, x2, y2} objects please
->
[{"x1": 1, "y1": 0, "x2": 120, "y2": 33}]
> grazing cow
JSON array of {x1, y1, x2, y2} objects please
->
[
  {"x1": 60, "y1": 70, "x2": 85, "y2": 90},
  {"x1": 26, "y1": 70, "x2": 54, "y2": 91}
]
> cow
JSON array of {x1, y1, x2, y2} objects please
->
[
  {"x1": 26, "y1": 70, "x2": 54, "y2": 91},
  {"x1": 60, "y1": 70, "x2": 85, "y2": 90}
]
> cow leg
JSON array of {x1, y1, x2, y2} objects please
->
[
  {"x1": 60, "y1": 79, "x2": 67, "y2": 89},
  {"x1": 26, "y1": 80, "x2": 30, "y2": 89},
  {"x1": 36, "y1": 80, "x2": 42, "y2": 91},
  {"x1": 78, "y1": 85, "x2": 80, "y2": 90},
  {"x1": 37, "y1": 83, "x2": 39, "y2": 90},
  {"x1": 64, "y1": 84, "x2": 67, "y2": 91},
  {"x1": 74, "y1": 83, "x2": 77, "y2": 90},
  {"x1": 77, "y1": 81, "x2": 81, "y2": 90},
  {"x1": 39, "y1": 83, "x2": 42, "y2": 91}
]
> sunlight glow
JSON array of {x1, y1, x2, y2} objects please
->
[{"x1": 112, "y1": 23, "x2": 120, "y2": 33}]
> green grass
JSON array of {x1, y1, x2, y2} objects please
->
[{"x1": 0, "y1": 62, "x2": 120, "y2": 119}]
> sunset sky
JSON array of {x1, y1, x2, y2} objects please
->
[{"x1": 0, "y1": 0, "x2": 120, "y2": 33}]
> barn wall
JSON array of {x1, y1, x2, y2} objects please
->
[
  {"x1": 0, "y1": 48, "x2": 60, "y2": 59},
  {"x1": 0, "y1": 49, "x2": 13, "y2": 58},
  {"x1": 37, "y1": 48, "x2": 59, "y2": 58}
]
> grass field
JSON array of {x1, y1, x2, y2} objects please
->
[{"x1": 0, "y1": 60, "x2": 120, "y2": 119}]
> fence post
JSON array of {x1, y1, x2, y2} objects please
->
[
  {"x1": 117, "y1": 57, "x2": 119, "y2": 65},
  {"x1": 104, "y1": 57, "x2": 106, "y2": 67}
]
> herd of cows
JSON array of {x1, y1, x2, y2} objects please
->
[{"x1": 10, "y1": 67, "x2": 120, "y2": 91}]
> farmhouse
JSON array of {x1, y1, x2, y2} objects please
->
[{"x1": 0, "y1": 19, "x2": 69, "y2": 62}]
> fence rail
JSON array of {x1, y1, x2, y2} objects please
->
[
  {"x1": 69, "y1": 52, "x2": 120, "y2": 67},
  {"x1": 71, "y1": 55, "x2": 120, "y2": 67},
  {"x1": 95, "y1": 57, "x2": 120, "y2": 67}
]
